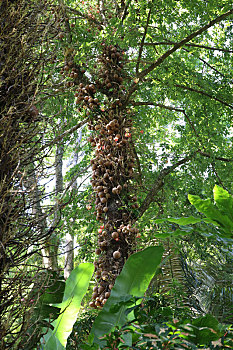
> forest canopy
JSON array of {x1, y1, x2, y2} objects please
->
[{"x1": 0, "y1": 0, "x2": 232, "y2": 349}]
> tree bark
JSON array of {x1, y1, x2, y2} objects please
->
[
  {"x1": 64, "y1": 232, "x2": 74, "y2": 279},
  {"x1": 51, "y1": 144, "x2": 64, "y2": 271}
]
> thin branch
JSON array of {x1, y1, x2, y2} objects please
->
[
  {"x1": 99, "y1": 0, "x2": 107, "y2": 25},
  {"x1": 181, "y1": 46, "x2": 227, "y2": 79},
  {"x1": 175, "y1": 84, "x2": 233, "y2": 109},
  {"x1": 112, "y1": 0, "x2": 120, "y2": 16},
  {"x1": 129, "y1": 140, "x2": 142, "y2": 186},
  {"x1": 121, "y1": 0, "x2": 131, "y2": 23},
  {"x1": 131, "y1": 102, "x2": 233, "y2": 162},
  {"x1": 65, "y1": 6, "x2": 103, "y2": 26},
  {"x1": 59, "y1": 0, "x2": 72, "y2": 43},
  {"x1": 63, "y1": 165, "x2": 91, "y2": 196},
  {"x1": 131, "y1": 101, "x2": 184, "y2": 112},
  {"x1": 138, "y1": 153, "x2": 197, "y2": 218},
  {"x1": 144, "y1": 41, "x2": 233, "y2": 53},
  {"x1": 136, "y1": 6, "x2": 152, "y2": 74},
  {"x1": 211, "y1": 163, "x2": 226, "y2": 189},
  {"x1": 182, "y1": 110, "x2": 200, "y2": 139},
  {"x1": 40, "y1": 118, "x2": 88, "y2": 151},
  {"x1": 131, "y1": 82, "x2": 232, "y2": 111},
  {"x1": 138, "y1": 9, "x2": 233, "y2": 80},
  {"x1": 197, "y1": 150, "x2": 233, "y2": 162},
  {"x1": 131, "y1": 101, "x2": 199, "y2": 140},
  {"x1": 124, "y1": 9, "x2": 233, "y2": 102}
]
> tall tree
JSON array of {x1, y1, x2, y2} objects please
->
[
  {"x1": 53, "y1": 0, "x2": 232, "y2": 308},
  {"x1": 0, "y1": 1, "x2": 57, "y2": 347}
]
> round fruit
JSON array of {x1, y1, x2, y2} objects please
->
[
  {"x1": 92, "y1": 292, "x2": 98, "y2": 299},
  {"x1": 111, "y1": 232, "x2": 119, "y2": 239},
  {"x1": 113, "y1": 251, "x2": 121, "y2": 259}
]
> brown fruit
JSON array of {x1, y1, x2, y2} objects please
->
[
  {"x1": 113, "y1": 251, "x2": 121, "y2": 259},
  {"x1": 92, "y1": 292, "x2": 98, "y2": 299},
  {"x1": 98, "y1": 286, "x2": 105, "y2": 294},
  {"x1": 89, "y1": 301, "x2": 96, "y2": 308},
  {"x1": 112, "y1": 232, "x2": 119, "y2": 239}
]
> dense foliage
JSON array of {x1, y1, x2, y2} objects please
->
[{"x1": 0, "y1": 0, "x2": 232, "y2": 349}]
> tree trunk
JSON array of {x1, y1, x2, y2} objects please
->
[
  {"x1": 76, "y1": 45, "x2": 140, "y2": 308},
  {"x1": 64, "y1": 134, "x2": 82, "y2": 279},
  {"x1": 51, "y1": 144, "x2": 64, "y2": 271},
  {"x1": 64, "y1": 232, "x2": 74, "y2": 279},
  {"x1": 0, "y1": 0, "x2": 53, "y2": 346}
]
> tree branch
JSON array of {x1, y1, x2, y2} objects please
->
[
  {"x1": 211, "y1": 163, "x2": 226, "y2": 189},
  {"x1": 131, "y1": 102, "x2": 233, "y2": 162},
  {"x1": 138, "y1": 9, "x2": 233, "y2": 80},
  {"x1": 143, "y1": 41, "x2": 233, "y2": 53},
  {"x1": 136, "y1": 6, "x2": 152, "y2": 74},
  {"x1": 129, "y1": 140, "x2": 142, "y2": 186},
  {"x1": 124, "y1": 9, "x2": 233, "y2": 101},
  {"x1": 40, "y1": 118, "x2": 88, "y2": 151},
  {"x1": 131, "y1": 101, "x2": 184, "y2": 112},
  {"x1": 175, "y1": 84, "x2": 233, "y2": 109},
  {"x1": 197, "y1": 150, "x2": 233, "y2": 162},
  {"x1": 65, "y1": 6, "x2": 103, "y2": 26},
  {"x1": 121, "y1": 0, "x2": 131, "y2": 23},
  {"x1": 132, "y1": 101, "x2": 200, "y2": 139},
  {"x1": 138, "y1": 153, "x2": 197, "y2": 218}
]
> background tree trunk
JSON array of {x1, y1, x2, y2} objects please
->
[{"x1": 51, "y1": 144, "x2": 64, "y2": 271}]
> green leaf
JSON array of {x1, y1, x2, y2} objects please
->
[
  {"x1": 188, "y1": 193, "x2": 233, "y2": 235},
  {"x1": 43, "y1": 263, "x2": 94, "y2": 349},
  {"x1": 214, "y1": 185, "x2": 233, "y2": 221},
  {"x1": 154, "y1": 217, "x2": 203, "y2": 225},
  {"x1": 190, "y1": 314, "x2": 223, "y2": 345},
  {"x1": 34, "y1": 276, "x2": 65, "y2": 321},
  {"x1": 90, "y1": 246, "x2": 164, "y2": 339},
  {"x1": 154, "y1": 228, "x2": 193, "y2": 239},
  {"x1": 41, "y1": 329, "x2": 64, "y2": 350},
  {"x1": 168, "y1": 217, "x2": 203, "y2": 225}
]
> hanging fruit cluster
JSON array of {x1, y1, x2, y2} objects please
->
[{"x1": 75, "y1": 44, "x2": 140, "y2": 308}]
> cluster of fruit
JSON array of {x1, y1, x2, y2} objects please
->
[
  {"x1": 74, "y1": 44, "x2": 139, "y2": 308},
  {"x1": 60, "y1": 58, "x2": 86, "y2": 88}
]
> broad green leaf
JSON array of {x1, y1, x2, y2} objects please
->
[
  {"x1": 188, "y1": 194, "x2": 233, "y2": 234},
  {"x1": 44, "y1": 263, "x2": 94, "y2": 349},
  {"x1": 24, "y1": 274, "x2": 65, "y2": 350},
  {"x1": 34, "y1": 276, "x2": 65, "y2": 321},
  {"x1": 190, "y1": 314, "x2": 223, "y2": 345},
  {"x1": 39, "y1": 278, "x2": 65, "y2": 305},
  {"x1": 40, "y1": 329, "x2": 64, "y2": 350},
  {"x1": 91, "y1": 246, "x2": 164, "y2": 339},
  {"x1": 214, "y1": 185, "x2": 233, "y2": 221}
]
